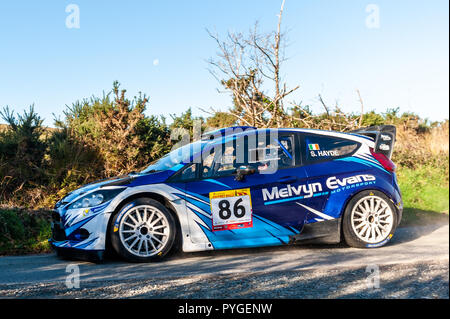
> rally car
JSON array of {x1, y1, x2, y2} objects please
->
[{"x1": 50, "y1": 125, "x2": 403, "y2": 262}]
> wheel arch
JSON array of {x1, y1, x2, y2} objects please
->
[{"x1": 339, "y1": 183, "x2": 397, "y2": 214}]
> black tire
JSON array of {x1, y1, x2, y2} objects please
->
[
  {"x1": 109, "y1": 198, "x2": 176, "y2": 262},
  {"x1": 343, "y1": 190, "x2": 398, "y2": 248}
]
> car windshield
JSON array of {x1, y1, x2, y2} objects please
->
[{"x1": 140, "y1": 140, "x2": 207, "y2": 174}]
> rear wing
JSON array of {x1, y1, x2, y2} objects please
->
[{"x1": 350, "y1": 125, "x2": 396, "y2": 159}]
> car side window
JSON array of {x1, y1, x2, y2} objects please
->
[
  {"x1": 200, "y1": 133, "x2": 297, "y2": 179},
  {"x1": 201, "y1": 148, "x2": 216, "y2": 178},
  {"x1": 180, "y1": 163, "x2": 197, "y2": 180},
  {"x1": 202, "y1": 137, "x2": 246, "y2": 178},
  {"x1": 304, "y1": 134, "x2": 360, "y2": 164},
  {"x1": 215, "y1": 144, "x2": 237, "y2": 176},
  {"x1": 249, "y1": 133, "x2": 296, "y2": 172}
]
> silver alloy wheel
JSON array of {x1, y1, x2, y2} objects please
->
[
  {"x1": 350, "y1": 195, "x2": 394, "y2": 244},
  {"x1": 118, "y1": 205, "x2": 170, "y2": 257}
]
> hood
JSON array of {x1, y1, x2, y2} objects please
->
[
  {"x1": 56, "y1": 175, "x2": 131, "y2": 207},
  {"x1": 55, "y1": 169, "x2": 179, "y2": 208}
]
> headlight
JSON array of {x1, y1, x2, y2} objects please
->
[{"x1": 68, "y1": 189, "x2": 124, "y2": 209}]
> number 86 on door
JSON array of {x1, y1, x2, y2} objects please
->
[{"x1": 209, "y1": 188, "x2": 253, "y2": 231}]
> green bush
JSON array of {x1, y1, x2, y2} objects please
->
[
  {"x1": 59, "y1": 81, "x2": 172, "y2": 177},
  {"x1": 0, "y1": 105, "x2": 47, "y2": 204},
  {"x1": 0, "y1": 209, "x2": 51, "y2": 255}
]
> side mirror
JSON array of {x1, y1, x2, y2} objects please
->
[{"x1": 234, "y1": 165, "x2": 256, "y2": 181}]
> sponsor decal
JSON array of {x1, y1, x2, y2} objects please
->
[
  {"x1": 310, "y1": 150, "x2": 339, "y2": 157},
  {"x1": 326, "y1": 174, "x2": 375, "y2": 190},
  {"x1": 308, "y1": 144, "x2": 339, "y2": 157},
  {"x1": 263, "y1": 183, "x2": 322, "y2": 201},
  {"x1": 366, "y1": 234, "x2": 393, "y2": 248},
  {"x1": 209, "y1": 188, "x2": 253, "y2": 231},
  {"x1": 113, "y1": 203, "x2": 135, "y2": 232},
  {"x1": 262, "y1": 174, "x2": 376, "y2": 204}
]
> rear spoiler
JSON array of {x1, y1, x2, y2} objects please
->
[{"x1": 350, "y1": 125, "x2": 396, "y2": 159}]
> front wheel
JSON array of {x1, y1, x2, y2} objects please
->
[
  {"x1": 110, "y1": 198, "x2": 176, "y2": 262},
  {"x1": 343, "y1": 190, "x2": 398, "y2": 248}
]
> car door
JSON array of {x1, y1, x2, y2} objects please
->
[
  {"x1": 300, "y1": 132, "x2": 362, "y2": 222},
  {"x1": 180, "y1": 131, "x2": 310, "y2": 248}
]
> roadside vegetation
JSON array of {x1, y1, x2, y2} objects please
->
[{"x1": 0, "y1": 3, "x2": 448, "y2": 255}]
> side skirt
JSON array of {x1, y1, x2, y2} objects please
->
[{"x1": 290, "y1": 218, "x2": 341, "y2": 244}]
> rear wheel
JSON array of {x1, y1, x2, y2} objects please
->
[
  {"x1": 110, "y1": 198, "x2": 176, "y2": 262},
  {"x1": 343, "y1": 190, "x2": 397, "y2": 248}
]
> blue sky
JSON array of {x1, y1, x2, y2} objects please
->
[{"x1": 0, "y1": 0, "x2": 448, "y2": 127}]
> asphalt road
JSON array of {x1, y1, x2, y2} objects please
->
[{"x1": 0, "y1": 223, "x2": 448, "y2": 298}]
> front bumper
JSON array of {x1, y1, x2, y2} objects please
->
[{"x1": 50, "y1": 202, "x2": 112, "y2": 254}]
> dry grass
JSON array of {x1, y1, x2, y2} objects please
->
[
  {"x1": 397, "y1": 121, "x2": 448, "y2": 155},
  {"x1": 427, "y1": 122, "x2": 449, "y2": 155},
  {"x1": 393, "y1": 121, "x2": 449, "y2": 172}
]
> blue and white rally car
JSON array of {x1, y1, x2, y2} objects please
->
[{"x1": 50, "y1": 125, "x2": 403, "y2": 262}]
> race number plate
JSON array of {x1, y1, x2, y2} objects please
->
[{"x1": 209, "y1": 188, "x2": 253, "y2": 231}]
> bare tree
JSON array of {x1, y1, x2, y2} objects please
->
[
  {"x1": 207, "y1": 0, "x2": 299, "y2": 128},
  {"x1": 356, "y1": 89, "x2": 365, "y2": 127}
]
